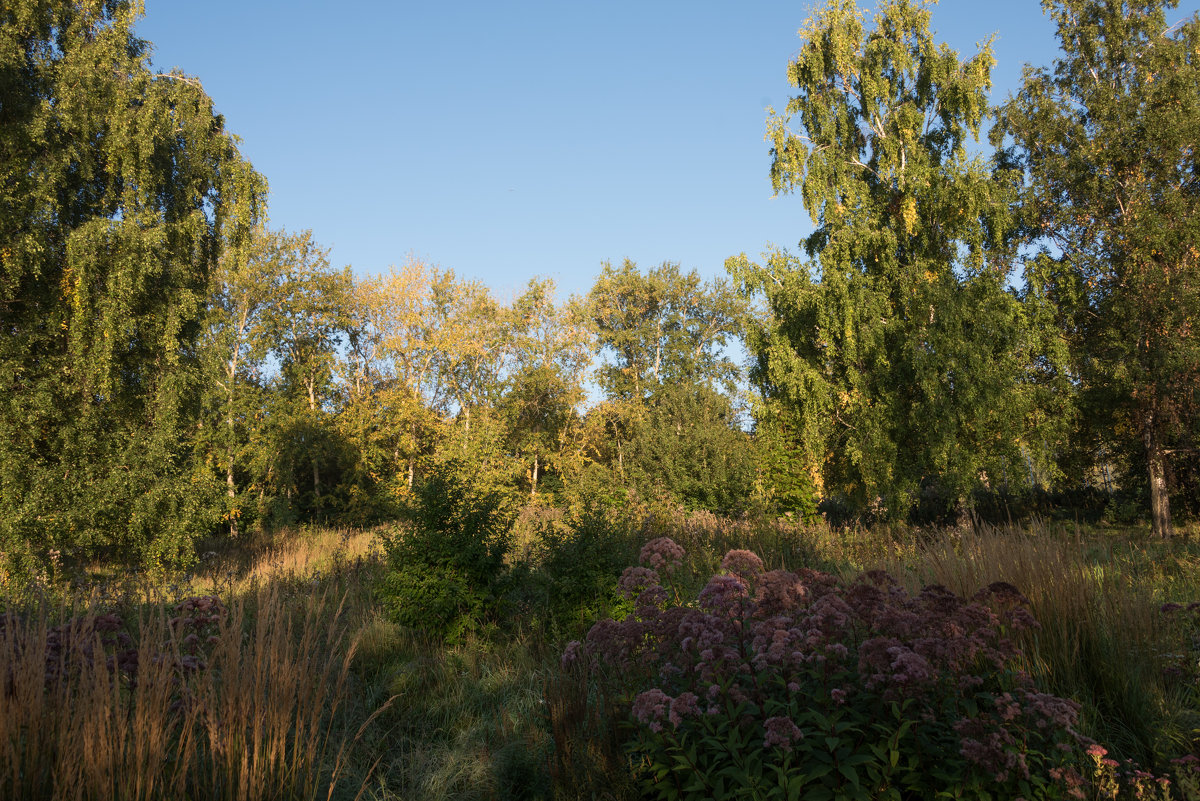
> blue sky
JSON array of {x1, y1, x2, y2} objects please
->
[{"x1": 137, "y1": 1, "x2": 1199, "y2": 303}]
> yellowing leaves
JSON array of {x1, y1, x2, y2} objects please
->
[{"x1": 901, "y1": 196, "x2": 918, "y2": 235}]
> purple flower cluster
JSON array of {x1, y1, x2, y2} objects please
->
[
  {"x1": 954, "y1": 689, "x2": 1087, "y2": 789},
  {"x1": 631, "y1": 688, "x2": 670, "y2": 733},
  {"x1": 720, "y1": 550, "x2": 763, "y2": 580},
  {"x1": 168, "y1": 595, "x2": 226, "y2": 673},
  {"x1": 640, "y1": 537, "x2": 686, "y2": 574},
  {"x1": 1, "y1": 609, "x2": 137, "y2": 687},
  {"x1": 762, "y1": 715, "x2": 804, "y2": 753},
  {"x1": 0, "y1": 595, "x2": 228, "y2": 696},
  {"x1": 565, "y1": 538, "x2": 1098, "y2": 796}
]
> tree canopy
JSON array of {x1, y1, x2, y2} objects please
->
[
  {"x1": 4, "y1": 0, "x2": 1198, "y2": 579},
  {"x1": 732, "y1": 0, "x2": 1063, "y2": 519},
  {"x1": 997, "y1": 0, "x2": 1200, "y2": 536},
  {"x1": 0, "y1": 0, "x2": 263, "y2": 569}
]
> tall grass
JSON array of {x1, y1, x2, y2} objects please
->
[
  {"x1": 351, "y1": 621, "x2": 553, "y2": 801},
  {"x1": 867, "y1": 521, "x2": 1200, "y2": 767},
  {"x1": 7, "y1": 512, "x2": 1198, "y2": 799},
  {"x1": 0, "y1": 586, "x2": 378, "y2": 801},
  {"x1": 190, "y1": 526, "x2": 383, "y2": 598}
]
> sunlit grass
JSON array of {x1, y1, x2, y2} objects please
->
[
  {"x1": 0, "y1": 585, "x2": 379, "y2": 801},
  {"x1": 5, "y1": 511, "x2": 1200, "y2": 799},
  {"x1": 189, "y1": 525, "x2": 385, "y2": 597}
]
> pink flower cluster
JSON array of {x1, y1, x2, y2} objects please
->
[
  {"x1": 564, "y1": 538, "x2": 1097, "y2": 796},
  {"x1": 640, "y1": 537, "x2": 686, "y2": 574}
]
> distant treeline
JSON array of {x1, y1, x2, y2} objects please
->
[{"x1": 2, "y1": 0, "x2": 1197, "y2": 575}]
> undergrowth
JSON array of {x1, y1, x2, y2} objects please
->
[{"x1": 3, "y1": 509, "x2": 1200, "y2": 799}]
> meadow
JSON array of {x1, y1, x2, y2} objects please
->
[{"x1": 3, "y1": 507, "x2": 1200, "y2": 801}]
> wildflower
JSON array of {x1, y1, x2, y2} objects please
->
[
  {"x1": 887, "y1": 646, "x2": 934, "y2": 685},
  {"x1": 669, "y1": 692, "x2": 700, "y2": 727},
  {"x1": 632, "y1": 688, "x2": 671, "y2": 733},
  {"x1": 804, "y1": 594, "x2": 852, "y2": 640},
  {"x1": 561, "y1": 640, "x2": 582, "y2": 670},
  {"x1": 755, "y1": 569, "x2": 808, "y2": 616},
  {"x1": 585, "y1": 617, "x2": 643, "y2": 671},
  {"x1": 763, "y1": 715, "x2": 804, "y2": 753},
  {"x1": 721, "y1": 549, "x2": 764, "y2": 579},
  {"x1": 617, "y1": 566, "x2": 660, "y2": 601},
  {"x1": 640, "y1": 537, "x2": 685, "y2": 574},
  {"x1": 635, "y1": 584, "x2": 670, "y2": 615},
  {"x1": 699, "y1": 574, "x2": 749, "y2": 620}
]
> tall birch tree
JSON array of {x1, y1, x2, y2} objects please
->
[
  {"x1": 732, "y1": 0, "x2": 1063, "y2": 518},
  {"x1": 0, "y1": 0, "x2": 264, "y2": 569},
  {"x1": 997, "y1": 0, "x2": 1200, "y2": 537}
]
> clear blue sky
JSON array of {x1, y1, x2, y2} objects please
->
[{"x1": 137, "y1": 1, "x2": 1199, "y2": 302}]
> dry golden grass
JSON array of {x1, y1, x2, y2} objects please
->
[
  {"x1": 190, "y1": 526, "x2": 384, "y2": 597},
  {"x1": 0, "y1": 586, "x2": 382, "y2": 801}
]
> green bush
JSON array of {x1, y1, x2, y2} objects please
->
[
  {"x1": 524, "y1": 507, "x2": 640, "y2": 633},
  {"x1": 378, "y1": 461, "x2": 518, "y2": 642}
]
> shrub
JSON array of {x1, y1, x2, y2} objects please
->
[
  {"x1": 379, "y1": 461, "x2": 519, "y2": 642},
  {"x1": 514, "y1": 504, "x2": 641, "y2": 633},
  {"x1": 563, "y1": 539, "x2": 1102, "y2": 801}
]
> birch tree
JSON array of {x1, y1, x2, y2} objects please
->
[
  {"x1": 732, "y1": 0, "x2": 1062, "y2": 518},
  {"x1": 0, "y1": 0, "x2": 264, "y2": 568},
  {"x1": 998, "y1": 0, "x2": 1200, "y2": 537}
]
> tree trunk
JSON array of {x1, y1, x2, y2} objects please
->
[
  {"x1": 408, "y1": 419, "x2": 417, "y2": 489},
  {"x1": 1144, "y1": 408, "x2": 1172, "y2": 538},
  {"x1": 306, "y1": 378, "x2": 321, "y2": 501},
  {"x1": 226, "y1": 356, "x2": 239, "y2": 537},
  {"x1": 531, "y1": 453, "x2": 539, "y2": 496},
  {"x1": 226, "y1": 450, "x2": 238, "y2": 537}
]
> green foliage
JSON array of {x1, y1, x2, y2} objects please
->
[
  {"x1": 754, "y1": 418, "x2": 821, "y2": 522},
  {"x1": 732, "y1": 0, "x2": 1066, "y2": 521},
  {"x1": 0, "y1": 0, "x2": 265, "y2": 572},
  {"x1": 499, "y1": 364, "x2": 580, "y2": 496},
  {"x1": 379, "y1": 460, "x2": 519, "y2": 643},
  {"x1": 493, "y1": 281, "x2": 588, "y2": 497},
  {"x1": 997, "y1": 0, "x2": 1200, "y2": 536},
  {"x1": 622, "y1": 382, "x2": 757, "y2": 513},
  {"x1": 520, "y1": 505, "x2": 640, "y2": 633},
  {"x1": 588, "y1": 259, "x2": 743, "y2": 401}
]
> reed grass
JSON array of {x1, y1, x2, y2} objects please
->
[
  {"x1": 861, "y1": 520, "x2": 1200, "y2": 767},
  {"x1": 0, "y1": 586, "x2": 377, "y2": 801}
]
